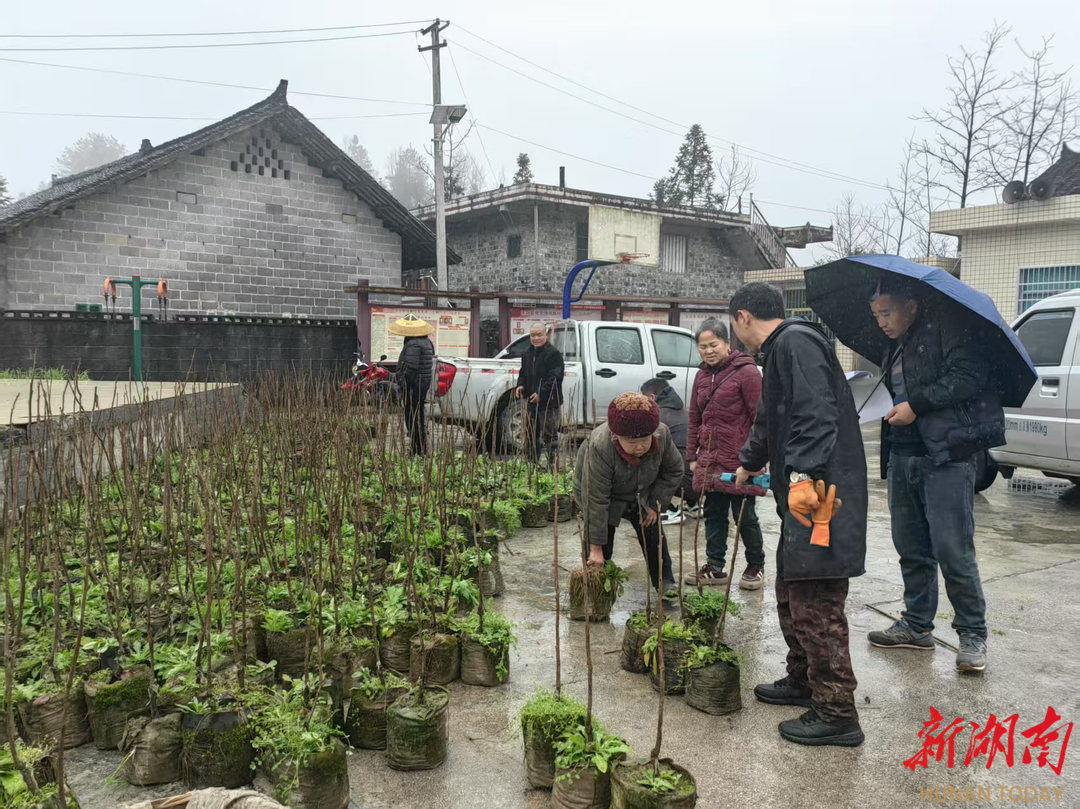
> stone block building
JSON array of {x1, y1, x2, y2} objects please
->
[
  {"x1": 414, "y1": 183, "x2": 805, "y2": 306},
  {"x1": 0, "y1": 81, "x2": 441, "y2": 319}
]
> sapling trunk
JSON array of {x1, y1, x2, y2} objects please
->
[
  {"x1": 677, "y1": 492, "x2": 685, "y2": 612},
  {"x1": 576, "y1": 440, "x2": 595, "y2": 742},
  {"x1": 2, "y1": 429, "x2": 38, "y2": 794},
  {"x1": 691, "y1": 493, "x2": 705, "y2": 599},
  {"x1": 692, "y1": 432, "x2": 716, "y2": 599},
  {"x1": 650, "y1": 501, "x2": 665, "y2": 767},
  {"x1": 715, "y1": 499, "x2": 747, "y2": 646},
  {"x1": 552, "y1": 440, "x2": 562, "y2": 696}
]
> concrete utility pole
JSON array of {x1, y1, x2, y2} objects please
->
[{"x1": 420, "y1": 19, "x2": 451, "y2": 308}]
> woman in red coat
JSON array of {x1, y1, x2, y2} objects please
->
[{"x1": 685, "y1": 319, "x2": 768, "y2": 590}]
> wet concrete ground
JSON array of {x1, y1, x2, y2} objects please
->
[{"x1": 77, "y1": 429, "x2": 1080, "y2": 808}]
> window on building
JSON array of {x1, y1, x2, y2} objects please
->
[
  {"x1": 652, "y1": 330, "x2": 698, "y2": 367},
  {"x1": 595, "y1": 327, "x2": 645, "y2": 365},
  {"x1": 575, "y1": 220, "x2": 589, "y2": 263},
  {"x1": 660, "y1": 233, "x2": 688, "y2": 274},
  {"x1": 507, "y1": 234, "x2": 522, "y2": 259},
  {"x1": 1017, "y1": 266, "x2": 1080, "y2": 315},
  {"x1": 1015, "y1": 309, "x2": 1075, "y2": 366}
]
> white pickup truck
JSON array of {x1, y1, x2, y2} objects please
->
[
  {"x1": 989, "y1": 289, "x2": 1080, "y2": 486},
  {"x1": 432, "y1": 319, "x2": 699, "y2": 450}
]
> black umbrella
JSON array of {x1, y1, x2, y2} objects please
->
[{"x1": 804, "y1": 254, "x2": 1037, "y2": 407}]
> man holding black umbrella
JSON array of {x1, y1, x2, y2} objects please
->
[
  {"x1": 802, "y1": 255, "x2": 1036, "y2": 676},
  {"x1": 867, "y1": 277, "x2": 1004, "y2": 673},
  {"x1": 731, "y1": 282, "x2": 868, "y2": 748}
]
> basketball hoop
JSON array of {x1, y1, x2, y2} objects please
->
[{"x1": 616, "y1": 252, "x2": 650, "y2": 264}]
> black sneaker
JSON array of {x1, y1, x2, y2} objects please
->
[
  {"x1": 956, "y1": 635, "x2": 987, "y2": 673},
  {"x1": 868, "y1": 619, "x2": 935, "y2": 650},
  {"x1": 779, "y1": 709, "x2": 865, "y2": 747},
  {"x1": 754, "y1": 676, "x2": 813, "y2": 707}
]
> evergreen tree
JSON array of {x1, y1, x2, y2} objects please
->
[
  {"x1": 512, "y1": 153, "x2": 534, "y2": 184},
  {"x1": 0, "y1": 173, "x2": 10, "y2": 206},
  {"x1": 342, "y1": 135, "x2": 377, "y2": 178},
  {"x1": 659, "y1": 124, "x2": 718, "y2": 209},
  {"x1": 54, "y1": 133, "x2": 127, "y2": 176},
  {"x1": 650, "y1": 177, "x2": 673, "y2": 206},
  {"x1": 383, "y1": 147, "x2": 433, "y2": 209}
]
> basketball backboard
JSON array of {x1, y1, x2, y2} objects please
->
[{"x1": 587, "y1": 205, "x2": 661, "y2": 267}]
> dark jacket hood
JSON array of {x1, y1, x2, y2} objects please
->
[{"x1": 654, "y1": 387, "x2": 684, "y2": 411}]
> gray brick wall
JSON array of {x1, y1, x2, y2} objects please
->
[
  {"x1": 0, "y1": 123, "x2": 401, "y2": 318},
  {"x1": 444, "y1": 203, "x2": 743, "y2": 300}
]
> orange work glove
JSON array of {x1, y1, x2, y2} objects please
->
[
  {"x1": 786, "y1": 479, "x2": 819, "y2": 528},
  {"x1": 809, "y1": 479, "x2": 843, "y2": 547}
]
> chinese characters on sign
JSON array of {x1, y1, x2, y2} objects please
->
[
  {"x1": 370, "y1": 307, "x2": 471, "y2": 363},
  {"x1": 905, "y1": 707, "x2": 1072, "y2": 776}
]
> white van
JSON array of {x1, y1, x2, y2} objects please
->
[{"x1": 989, "y1": 289, "x2": 1080, "y2": 486}]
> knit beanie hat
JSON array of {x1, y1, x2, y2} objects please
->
[{"x1": 607, "y1": 392, "x2": 660, "y2": 438}]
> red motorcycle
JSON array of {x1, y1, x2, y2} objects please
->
[{"x1": 341, "y1": 350, "x2": 395, "y2": 402}]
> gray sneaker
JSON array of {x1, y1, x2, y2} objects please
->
[
  {"x1": 956, "y1": 635, "x2": 987, "y2": 673},
  {"x1": 868, "y1": 619, "x2": 935, "y2": 650}
]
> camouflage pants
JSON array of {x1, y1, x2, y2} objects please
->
[{"x1": 775, "y1": 574, "x2": 859, "y2": 721}]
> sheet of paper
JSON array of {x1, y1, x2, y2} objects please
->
[{"x1": 845, "y1": 371, "x2": 893, "y2": 424}]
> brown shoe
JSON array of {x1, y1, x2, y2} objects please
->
[
  {"x1": 740, "y1": 564, "x2": 765, "y2": 590},
  {"x1": 683, "y1": 563, "x2": 730, "y2": 587}
]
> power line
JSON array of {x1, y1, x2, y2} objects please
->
[
  {"x1": 453, "y1": 27, "x2": 889, "y2": 192},
  {"x1": 470, "y1": 122, "x2": 896, "y2": 224},
  {"x1": 475, "y1": 123, "x2": 658, "y2": 181},
  {"x1": 0, "y1": 110, "x2": 427, "y2": 121},
  {"x1": 0, "y1": 57, "x2": 429, "y2": 106},
  {"x1": 0, "y1": 29, "x2": 415, "y2": 53},
  {"x1": 446, "y1": 46, "x2": 499, "y2": 187},
  {"x1": 0, "y1": 20, "x2": 432, "y2": 39},
  {"x1": 452, "y1": 42, "x2": 884, "y2": 191}
]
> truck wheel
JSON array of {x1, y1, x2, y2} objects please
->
[
  {"x1": 973, "y1": 450, "x2": 998, "y2": 493},
  {"x1": 497, "y1": 401, "x2": 527, "y2": 456}
]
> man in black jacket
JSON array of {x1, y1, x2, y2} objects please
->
[
  {"x1": 515, "y1": 324, "x2": 564, "y2": 462},
  {"x1": 732, "y1": 282, "x2": 867, "y2": 748},
  {"x1": 867, "y1": 280, "x2": 1004, "y2": 674}
]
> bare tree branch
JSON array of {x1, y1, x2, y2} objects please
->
[
  {"x1": 715, "y1": 147, "x2": 757, "y2": 213},
  {"x1": 916, "y1": 22, "x2": 1014, "y2": 208},
  {"x1": 821, "y1": 193, "x2": 877, "y2": 259},
  {"x1": 985, "y1": 36, "x2": 1079, "y2": 186}
]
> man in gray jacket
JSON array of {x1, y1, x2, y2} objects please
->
[{"x1": 574, "y1": 392, "x2": 685, "y2": 595}]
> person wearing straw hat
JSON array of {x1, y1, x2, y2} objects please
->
[
  {"x1": 573, "y1": 391, "x2": 684, "y2": 598},
  {"x1": 389, "y1": 314, "x2": 434, "y2": 455}
]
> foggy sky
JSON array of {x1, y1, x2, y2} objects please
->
[{"x1": 3, "y1": 0, "x2": 1078, "y2": 264}]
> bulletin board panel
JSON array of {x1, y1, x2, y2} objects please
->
[{"x1": 370, "y1": 306, "x2": 472, "y2": 362}]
